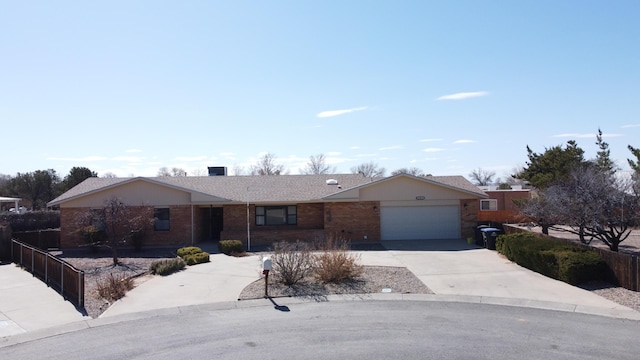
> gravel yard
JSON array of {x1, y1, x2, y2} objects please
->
[
  {"x1": 238, "y1": 266, "x2": 433, "y2": 301},
  {"x1": 54, "y1": 248, "x2": 177, "y2": 318}
]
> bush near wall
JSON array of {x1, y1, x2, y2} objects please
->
[
  {"x1": 496, "y1": 232, "x2": 607, "y2": 285},
  {"x1": 219, "y1": 240, "x2": 244, "y2": 255}
]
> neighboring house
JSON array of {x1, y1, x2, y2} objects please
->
[
  {"x1": 477, "y1": 186, "x2": 531, "y2": 223},
  {"x1": 47, "y1": 173, "x2": 488, "y2": 248}
]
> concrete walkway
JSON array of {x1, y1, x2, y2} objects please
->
[
  {"x1": 1, "y1": 239, "x2": 639, "y2": 341},
  {"x1": 101, "y1": 253, "x2": 261, "y2": 318},
  {"x1": 0, "y1": 262, "x2": 89, "y2": 337}
]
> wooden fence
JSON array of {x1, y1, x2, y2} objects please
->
[
  {"x1": 12, "y1": 229, "x2": 60, "y2": 250},
  {"x1": 504, "y1": 225, "x2": 639, "y2": 292},
  {"x1": 478, "y1": 210, "x2": 529, "y2": 224},
  {"x1": 11, "y1": 239, "x2": 84, "y2": 308}
]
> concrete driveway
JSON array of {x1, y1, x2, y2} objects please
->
[{"x1": 359, "y1": 240, "x2": 636, "y2": 316}]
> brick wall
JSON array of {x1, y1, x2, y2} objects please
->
[
  {"x1": 220, "y1": 202, "x2": 380, "y2": 245},
  {"x1": 485, "y1": 190, "x2": 530, "y2": 211},
  {"x1": 220, "y1": 203, "x2": 326, "y2": 245},
  {"x1": 60, "y1": 205, "x2": 193, "y2": 248},
  {"x1": 150, "y1": 205, "x2": 192, "y2": 246},
  {"x1": 460, "y1": 199, "x2": 479, "y2": 239},
  {"x1": 324, "y1": 201, "x2": 380, "y2": 242}
]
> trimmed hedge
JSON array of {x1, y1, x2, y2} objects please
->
[
  {"x1": 496, "y1": 233, "x2": 607, "y2": 285},
  {"x1": 177, "y1": 246, "x2": 204, "y2": 258},
  {"x1": 219, "y1": 240, "x2": 243, "y2": 255},
  {"x1": 177, "y1": 246, "x2": 210, "y2": 265},
  {"x1": 183, "y1": 252, "x2": 211, "y2": 265},
  {"x1": 150, "y1": 257, "x2": 186, "y2": 276}
]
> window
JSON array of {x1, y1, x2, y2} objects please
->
[
  {"x1": 90, "y1": 208, "x2": 105, "y2": 231},
  {"x1": 154, "y1": 208, "x2": 170, "y2": 231},
  {"x1": 480, "y1": 199, "x2": 498, "y2": 211},
  {"x1": 256, "y1": 206, "x2": 297, "y2": 226}
]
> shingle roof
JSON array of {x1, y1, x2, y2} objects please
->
[{"x1": 48, "y1": 173, "x2": 487, "y2": 206}]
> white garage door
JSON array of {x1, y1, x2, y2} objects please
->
[{"x1": 380, "y1": 206, "x2": 460, "y2": 240}]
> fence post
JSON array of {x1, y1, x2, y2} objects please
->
[
  {"x1": 78, "y1": 272, "x2": 83, "y2": 307},
  {"x1": 60, "y1": 258, "x2": 64, "y2": 297},
  {"x1": 632, "y1": 255, "x2": 638, "y2": 292}
]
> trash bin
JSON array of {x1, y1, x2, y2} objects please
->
[
  {"x1": 475, "y1": 225, "x2": 490, "y2": 246},
  {"x1": 481, "y1": 227, "x2": 501, "y2": 250}
]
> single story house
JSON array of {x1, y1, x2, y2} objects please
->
[{"x1": 47, "y1": 173, "x2": 488, "y2": 248}]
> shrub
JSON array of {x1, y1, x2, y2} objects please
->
[
  {"x1": 272, "y1": 241, "x2": 313, "y2": 286},
  {"x1": 313, "y1": 235, "x2": 363, "y2": 283},
  {"x1": 177, "y1": 246, "x2": 204, "y2": 258},
  {"x1": 183, "y1": 251, "x2": 211, "y2": 265},
  {"x1": 555, "y1": 250, "x2": 606, "y2": 285},
  {"x1": 150, "y1": 257, "x2": 186, "y2": 276},
  {"x1": 497, "y1": 233, "x2": 606, "y2": 285},
  {"x1": 219, "y1": 240, "x2": 244, "y2": 255},
  {"x1": 96, "y1": 273, "x2": 134, "y2": 302}
]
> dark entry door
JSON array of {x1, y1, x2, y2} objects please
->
[{"x1": 203, "y1": 207, "x2": 223, "y2": 241}]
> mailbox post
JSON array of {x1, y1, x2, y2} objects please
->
[{"x1": 262, "y1": 257, "x2": 272, "y2": 298}]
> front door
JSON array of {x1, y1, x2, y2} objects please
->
[{"x1": 202, "y1": 207, "x2": 224, "y2": 241}]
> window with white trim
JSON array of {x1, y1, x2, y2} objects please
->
[
  {"x1": 480, "y1": 199, "x2": 498, "y2": 211},
  {"x1": 256, "y1": 206, "x2": 297, "y2": 226}
]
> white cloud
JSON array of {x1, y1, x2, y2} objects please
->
[
  {"x1": 437, "y1": 91, "x2": 489, "y2": 101},
  {"x1": 174, "y1": 156, "x2": 208, "y2": 162},
  {"x1": 552, "y1": 133, "x2": 623, "y2": 138},
  {"x1": 126, "y1": 149, "x2": 143, "y2": 153},
  {"x1": 419, "y1": 138, "x2": 443, "y2": 142},
  {"x1": 350, "y1": 146, "x2": 360, "y2": 150},
  {"x1": 112, "y1": 156, "x2": 144, "y2": 162},
  {"x1": 423, "y1": 148, "x2": 445, "y2": 153},
  {"x1": 317, "y1": 106, "x2": 367, "y2": 118},
  {"x1": 453, "y1": 139, "x2": 476, "y2": 144},
  {"x1": 355, "y1": 153, "x2": 378, "y2": 158},
  {"x1": 621, "y1": 124, "x2": 640, "y2": 128},
  {"x1": 47, "y1": 156, "x2": 108, "y2": 162},
  {"x1": 326, "y1": 151, "x2": 342, "y2": 156},
  {"x1": 379, "y1": 145, "x2": 402, "y2": 151}
]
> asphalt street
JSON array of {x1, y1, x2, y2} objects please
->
[{"x1": 1, "y1": 300, "x2": 638, "y2": 360}]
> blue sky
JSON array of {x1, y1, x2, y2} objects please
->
[{"x1": 2, "y1": 1, "x2": 639, "y2": 181}]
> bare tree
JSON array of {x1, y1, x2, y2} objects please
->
[
  {"x1": 249, "y1": 153, "x2": 287, "y2": 175},
  {"x1": 157, "y1": 167, "x2": 187, "y2": 177},
  {"x1": 231, "y1": 164, "x2": 245, "y2": 176},
  {"x1": 350, "y1": 162, "x2": 386, "y2": 177},
  {"x1": 157, "y1": 167, "x2": 171, "y2": 177},
  {"x1": 171, "y1": 168, "x2": 188, "y2": 176},
  {"x1": 301, "y1": 154, "x2": 336, "y2": 175},
  {"x1": 515, "y1": 190, "x2": 562, "y2": 235},
  {"x1": 190, "y1": 168, "x2": 207, "y2": 176},
  {"x1": 77, "y1": 196, "x2": 154, "y2": 265},
  {"x1": 548, "y1": 165, "x2": 639, "y2": 251},
  {"x1": 468, "y1": 168, "x2": 496, "y2": 186},
  {"x1": 391, "y1": 167, "x2": 428, "y2": 177}
]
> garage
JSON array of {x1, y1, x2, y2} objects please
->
[{"x1": 380, "y1": 205, "x2": 460, "y2": 240}]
